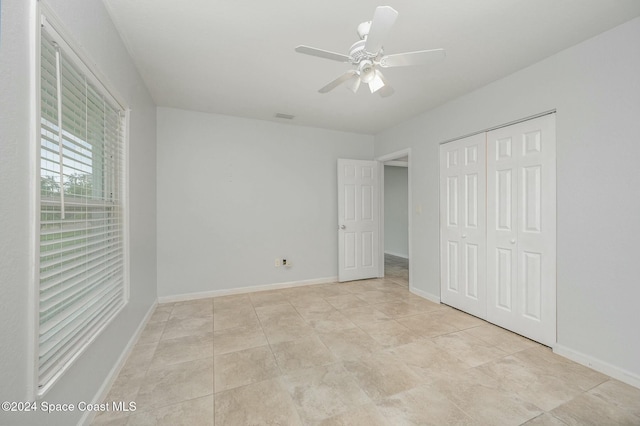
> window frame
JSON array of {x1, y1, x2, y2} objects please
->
[{"x1": 30, "y1": 1, "x2": 130, "y2": 398}]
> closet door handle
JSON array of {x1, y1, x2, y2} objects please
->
[
  {"x1": 510, "y1": 239, "x2": 516, "y2": 244},
  {"x1": 462, "y1": 234, "x2": 467, "y2": 239}
]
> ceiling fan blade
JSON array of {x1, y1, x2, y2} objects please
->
[
  {"x1": 295, "y1": 45, "x2": 351, "y2": 63},
  {"x1": 364, "y1": 6, "x2": 398, "y2": 55},
  {"x1": 376, "y1": 70, "x2": 394, "y2": 97},
  {"x1": 318, "y1": 70, "x2": 358, "y2": 93},
  {"x1": 379, "y1": 48, "x2": 446, "y2": 68},
  {"x1": 346, "y1": 75, "x2": 361, "y2": 93}
]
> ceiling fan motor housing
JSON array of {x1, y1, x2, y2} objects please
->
[{"x1": 349, "y1": 39, "x2": 382, "y2": 64}]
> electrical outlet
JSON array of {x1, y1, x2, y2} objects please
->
[
  {"x1": 282, "y1": 258, "x2": 287, "y2": 266},
  {"x1": 275, "y1": 258, "x2": 281, "y2": 267}
]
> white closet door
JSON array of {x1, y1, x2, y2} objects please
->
[
  {"x1": 487, "y1": 114, "x2": 556, "y2": 346},
  {"x1": 440, "y1": 134, "x2": 487, "y2": 318}
]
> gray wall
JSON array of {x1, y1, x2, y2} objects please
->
[
  {"x1": 0, "y1": 0, "x2": 157, "y2": 424},
  {"x1": 384, "y1": 166, "x2": 409, "y2": 258},
  {"x1": 375, "y1": 18, "x2": 640, "y2": 383},
  {"x1": 156, "y1": 107, "x2": 373, "y2": 298}
]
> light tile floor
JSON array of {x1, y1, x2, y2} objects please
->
[{"x1": 93, "y1": 255, "x2": 640, "y2": 425}]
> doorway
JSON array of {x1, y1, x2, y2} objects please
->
[{"x1": 377, "y1": 149, "x2": 412, "y2": 288}]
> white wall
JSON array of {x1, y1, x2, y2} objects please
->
[
  {"x1": 157, "y1": 108, "x2": 373, "y2": 299},
  {"x1": 384, "y1": 165, "x2": 408, "y2": 258},
  {"x1": 0, "y1": 0, "x2": 157, "y2": 424},
  {"x1": 375, "y1": 17, "x2": 640, "y2": 384}
]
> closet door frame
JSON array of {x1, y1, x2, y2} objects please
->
[{"x1": 439, "y1": 112, "x2": 556, "y2": 347}]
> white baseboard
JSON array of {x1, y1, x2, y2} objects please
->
[
  {"x1": 157, "y1": 276, "x2": 339, "y2": 304},
  {"x1": 79, "y1": 301, "x2": 157, "y2": 426},
  {"x1": 409, "y1": 286, "x2": 441, "y2": 304},
  {"x1": 384, "y1": 251, "x2": 409, "y2": 259},
  {"x1": 553, "y1": 344, "x2": 640, "y2": 390}
]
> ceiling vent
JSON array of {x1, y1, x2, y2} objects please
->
[{"x1": 275, "y1": 113, "x2": 295, "y2": 120}]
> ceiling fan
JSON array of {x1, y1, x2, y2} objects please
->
[{"x1": 295, "y1": 6, "x2": 445, "y2": 97}]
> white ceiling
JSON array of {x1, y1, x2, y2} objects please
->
[{"x1": 102, "y1": 0, "x2": 640, "y2": 135}]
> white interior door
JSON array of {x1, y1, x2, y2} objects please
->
[
  {"x1": 487, "y1": 114, "x2": 556, "y2": 346},
  {"x1": 440, "y1": 134, "x2": 487, "y2": 318},
  {"x1": 338, "y1": 159, "x2": 379, "y2": 282}
]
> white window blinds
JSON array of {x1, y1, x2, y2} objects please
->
[{"x1": 38, "y1": 22, "x2": 127, "y2": 393}]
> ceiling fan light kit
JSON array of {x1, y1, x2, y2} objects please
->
[{"x1": 295, "y1": 6, "x2": 445, "y2": 97}]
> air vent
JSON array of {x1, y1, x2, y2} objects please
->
[{"x1": 275, "y1": 113, "x2": 295, "y2": 120}]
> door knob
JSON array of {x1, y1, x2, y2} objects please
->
[
  {"x1": 462, "y1": 234, "x2": 467, "y2": 239},
  {"x1": 510, "y1": 239, "x2": 516, "y2": 244},
  {"x1": 340, "y1": 225, "x2": 346, "y2": 230}
]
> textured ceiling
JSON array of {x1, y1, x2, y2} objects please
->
[{"x1": 103, "y1": 0, "x2": 640, "y2": 134}]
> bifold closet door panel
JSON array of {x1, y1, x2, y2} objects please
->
[
  {"x1": 439, "y1": 133, "x2": 487, "y2": 319},
  {"x1": 486, "y1": 114, "x2": 556, "y2": 346}
]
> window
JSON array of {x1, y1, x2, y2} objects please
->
[{"x1": 36, "y1": 12, "x2": 128, "y2": 394}]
